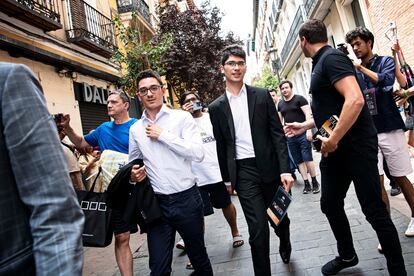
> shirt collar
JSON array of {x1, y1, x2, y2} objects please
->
[
  {"x1": 141, "y1": 104, "x2": 171, "y2": 123},
  {"x1": 312, "y1": 45, "x2": 331, "y2": 66},
  {"x1": 226, "y1": 84, "x2": 247, "y2": 101}
]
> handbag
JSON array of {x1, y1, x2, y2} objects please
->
[{"x1": 77, "y1": 167, "x2": 113, "y2": 247}]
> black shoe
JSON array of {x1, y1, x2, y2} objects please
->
[
  {"x1": 391, "y1": 186, "x2": 402, "y2": 196},
  {"x1": 279, "y1": 241, "x2": 291, "y2": 264},
  {"x1": 312, "y1": 180, "x2": 320, "y2": 194},
  {"x1": 303, "y1": 182, "x2": 312, "y2": 194},
  {"x1": 321, "y1": 255, "x2": 359, "y2": 275}
]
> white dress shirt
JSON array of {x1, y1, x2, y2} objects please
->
[
  {"x1": 129, "y1": 105, "x2": 204, "y2": 194},
  {"x1": 226, "y1": 84, "x2": 256, "y2": 160}
]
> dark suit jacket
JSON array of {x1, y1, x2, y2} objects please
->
[
  {"x1": 208, "y1": 85, "x2": 290, "y2": 188},
  {"x1": 106, "y1": 159, "x2": 163, "y2": 233}
]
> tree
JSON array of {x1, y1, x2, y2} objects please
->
[
  {"x1": 112, "y1": 12, "x2": 173, "y2": 96},
  {"x1": 157, "y1": 1, "x2": 241, "y2": 105},
  {"x1": 252, "y1": 65, "x2": 279, "y2": 90}
]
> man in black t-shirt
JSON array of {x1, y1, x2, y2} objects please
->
[
  {"x1": 277, "y1": 80, "x2": 320, "y2": 194},
  {"x1": 285, "y1": 19, "x2": 406, "y2": 276}
]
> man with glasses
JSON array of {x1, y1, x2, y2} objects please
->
[
  {"x1": 129, "y1": 69, "x2": 212, "y2": 275},
  {"x1": 60, "y1": 90, "x2": 138, "y2": 276},
  {"x1": 208, "y1": 45, "x2": 294, "y2": 275}
]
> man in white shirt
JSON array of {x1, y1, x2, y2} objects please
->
[
  {"x1": 208, "y1": 45, "x2": 294, "y2": 275},
  {"x1": 180, "y1": 91, "x2": 244, "y2": 249},
  {"x1": 129, "y1": 69, "x2": 213, "y2": 276}
]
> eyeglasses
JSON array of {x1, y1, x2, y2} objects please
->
[
  {"x1": 137, "y1": 85, "x2": 161, "y2": 96},
  {"x1": 224, "y1": 61, "x2": 246, "y2": 68}
]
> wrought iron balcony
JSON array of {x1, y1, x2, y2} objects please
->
[
  {"x1": 0, "y1": 0, "x2": 62, "y2": 31},
  {"x1": 66, "y1": 0, "x2": 117, "y2": 58},
  {"x1": 280, "y1": 8, "x2": 304, "y2": 65},
  {"x1": 117, "y1": 0, "x2": 151, "y2": 24},
  {"x1": 304, "y1": 0, "x2": 317, "y2": 17}
]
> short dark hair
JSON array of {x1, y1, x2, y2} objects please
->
[
  {"x1": 221, "y1": 45, "x2": 246, "y2": 65},
  {"x1": 136, "y1": 69, "x2": 163, "y2": 89},
  {"x1": 279, "y1": 80, "x2": 293, "y2": 89},
  {"x1": 179, "y1": 90, "x2": 200, "y2": 106},
  {"x1": 108, "y1": 89, "x2": 130, "y2": 104},
  {"x1": 268, "y1": 88, "x2": 277, "y2": 93},
  {"x1": 345, "y1": 27, "x2": 375, "y2": 49},
  {"x1": 299, "y1": 19, "x2": 328, "y2": 44}
]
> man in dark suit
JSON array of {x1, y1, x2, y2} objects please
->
[
  {"x1": 208, "y1": 45, "x2": 294, "y2": 276},
  {"x1": 0, "y1": 62, "x2": 84, "y2": 274}
]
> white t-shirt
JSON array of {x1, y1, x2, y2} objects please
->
[{"x1": 193, "y1": 113, "x2": 223, "y2": 186}]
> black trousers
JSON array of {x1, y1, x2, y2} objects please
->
[
  {"x1": 236, "y1": 158, "x2": 290, "y2": 276},
  {"x1": 147, "y1": 186, "x2": 213, "y2": 276},
  {"x1": 320, "y1": 137, "x2": 406, "y2": 276}
]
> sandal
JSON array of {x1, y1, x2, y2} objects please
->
[{"x1": 232, "y1": 235, "x2": 244, "y2": 248}]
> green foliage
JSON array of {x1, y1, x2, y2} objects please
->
[
  {"x1": 157, "y1": 1, "x2": 241, "y2": 105},
  {"x1": 252, "y1": 65, "x2": 279, "y2": 90},
  {"x1": 112, "y1": 13, "x2": 173, "y2": 96}
]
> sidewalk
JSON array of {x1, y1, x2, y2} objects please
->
[{"x1": 126, "y1": 151, "x2": 414, "y2": 276}]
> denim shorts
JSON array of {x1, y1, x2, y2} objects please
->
[{"x1": 287, "y1": 132, "x2": 313, "y2": 164}]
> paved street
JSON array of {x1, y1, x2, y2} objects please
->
[{"x1": 84, "y1": 151, "x2": 414, "y2": 275}]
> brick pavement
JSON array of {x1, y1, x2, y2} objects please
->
[
  {"x1": 84, "y1": 152, "x2": 414, "y2": 275},
  {"x1": 127, "y1": 152, "x2": 414, "y2": 276}
]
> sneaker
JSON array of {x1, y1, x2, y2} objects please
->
[
  {"x1": 390, "y1": 186, "x2": 402, "y2": 196},
  {"x1": 377, "y1": 243, "x2": 383, "y2": 254},
  {"x1": 321, "y1": 255, "x2": 359, "y2": 275},
  {"x1": 405, "y1": 218, "x2": 414, "y2": 237},
  {"x1": 303, "y1": 182, "x2": 312, "y2": 194},
  {"x1": 312, "y1": 180, "x2": 320, "y2": 194},
  {"x1": 176, "y1": 239, "x2": 185, "y2": 250}
]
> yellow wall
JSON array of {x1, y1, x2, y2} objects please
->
[{"x1": 0, "y1": 50, "x2": 115, "y2": 134}]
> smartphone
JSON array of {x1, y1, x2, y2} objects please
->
[
  {"x1": 53, "y1": 113, "x2": 62, "y2": 124},
  {"x1": 192, "y1": 101, "x2": 203, "y2": 111}
]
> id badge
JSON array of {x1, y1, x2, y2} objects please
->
[{"x1": 363, "y1": 88, "x2": 377, "y2": 115}]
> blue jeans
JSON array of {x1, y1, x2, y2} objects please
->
[
  {"x1": 287, "y1": 133, "x2": 313, "y2": 164},
  {"x1": 147, "y1": 185, "x2": 213, "y2": 276}
]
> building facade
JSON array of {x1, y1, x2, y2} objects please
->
[
  {"x1": 253, "y1": 0, "x2": 376, "y2": 100},
  {"x1": 0, "y1": 0, "x2": 162, "y2": 134}
]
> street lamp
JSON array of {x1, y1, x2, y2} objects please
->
[{"x1": 268, "y1": 47, "x2": 281, "y2": 83}]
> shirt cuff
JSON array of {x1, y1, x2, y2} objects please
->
[
  {"x1": 280, "y1": 173, "x2": 292, "y2": 177},
  {"x1": 158, "y1": 129, "x2": 176, "y2": 143},
  {"x1": 129, "y1": 180, "x2": 137, "y2": 185},
  {"x1": 224, "y1": 182, "x2": 231, "y2": 186}
]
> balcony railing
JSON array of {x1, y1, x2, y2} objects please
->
[
  {"x1": 304, "y1": 0, "x2": 317, "y2": 17},
  {"x1": 66, "y1": 0, "x2": 117, "y2": 58},
  {"x1": 0, "y1": 0, "x2": 62, "y2": 31},
  {"x1": 117, "y1": 0, "x2": 151, "y2": 24},
  {"x1": 280, "y1": 8, "x2": 303, "y2": 65}
]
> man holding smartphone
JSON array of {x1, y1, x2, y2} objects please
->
[{"x1": 59, "y1": 90, "x2": 139, "y2": 276}]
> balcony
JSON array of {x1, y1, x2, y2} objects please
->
[
  {"x1": 0, "y1": 0, "x2": 62, "y2": 31},
  {"x1": 117, "y1": 0, "x2": 151, "y2": 24},
  {"x1": 66, "y1": 0, "x2": 117, "y2": 58},
  {"x1": 304, "y1": 0, "x2": 317, "y2": 17},
  {"x1": 280, "y1": 8, "x2": 303, "y2": 65}
]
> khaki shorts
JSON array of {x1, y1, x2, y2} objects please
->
[{"x1": 377, "y1": 129, "x2": 413, "y2": 177}]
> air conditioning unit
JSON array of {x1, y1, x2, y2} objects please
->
[{"x1": 340, "y1": 0, "x2": 353, "y2": 6}]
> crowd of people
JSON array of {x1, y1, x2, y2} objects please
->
[{"x1": 2, "y1": 19, "x2": 414, "y2": 276}]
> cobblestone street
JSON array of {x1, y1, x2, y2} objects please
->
[{"x1": 84, "y1": 152, "x2": 414, "y2": 275}]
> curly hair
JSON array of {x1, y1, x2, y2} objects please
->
[{"x1": 345, "y1": 27, "x2": 374, "y2": 49}]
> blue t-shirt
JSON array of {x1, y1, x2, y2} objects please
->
[{"x1": 84, "y1": 118, "x2": 138, "y2": 154}]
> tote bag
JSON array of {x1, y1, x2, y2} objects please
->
[{"x1": 77, "y1": 167, "x2": 113, "y2": 247}]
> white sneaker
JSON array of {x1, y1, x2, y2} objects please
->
[
  {"x1": 176, "y1": 239, "x2": 185, "y2": 250},
  {"x1": 377, "y1": 243, "x2": 383, "y2": 254},
  {"x1": 405, "y1": 218, "x2": 414, "y2": 237}
]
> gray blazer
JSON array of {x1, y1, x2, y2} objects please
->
[{"x1": 0, "y1": 63, "x2": 84, "y2": 275}]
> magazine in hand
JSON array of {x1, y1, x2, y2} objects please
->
[
  {"x1": 267, "y1": 186, "x2": 292, "y2": 226},
  {"x1": 312, "y1": 115, "x2": 339, "y2": 151}
]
